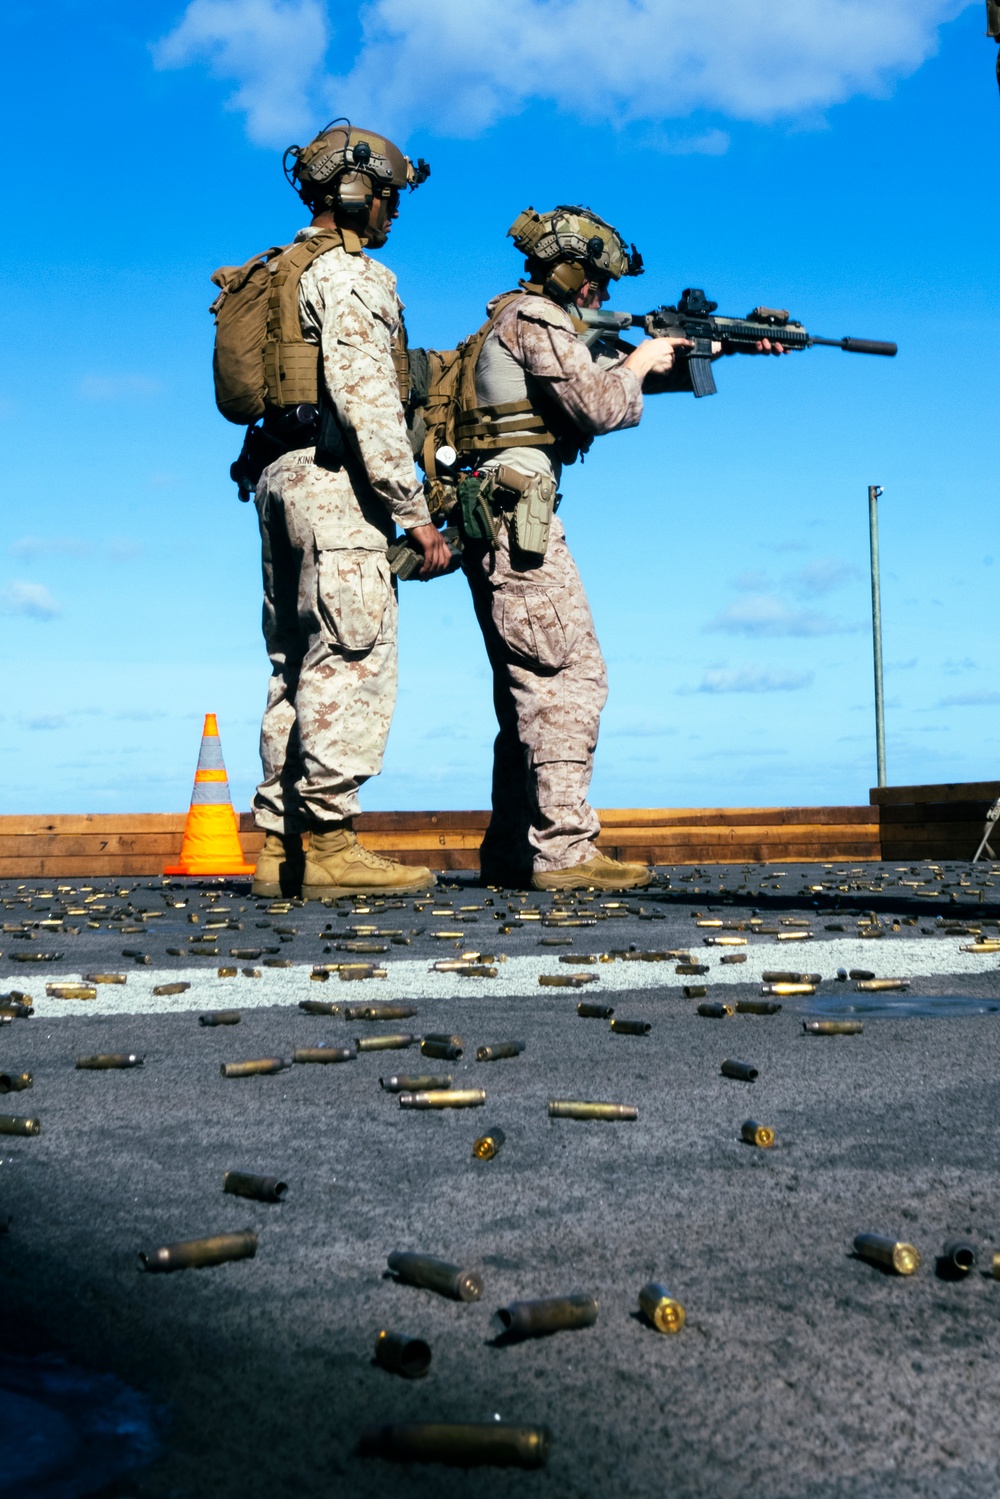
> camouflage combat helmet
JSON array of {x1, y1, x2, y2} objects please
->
[
  {"x1": 284, "y1": 118, "x2": 430, "y2": 247},
  {"x1": 508, "y1": 205, "x2": 643, "y2": 299}
]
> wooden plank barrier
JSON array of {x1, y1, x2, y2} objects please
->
[
  {"x1": 0, "y1": 804, "x2": 881, "y2": 879},
  {"x1": 870, "y1": 782, "x2": 1000, "y2": 863}
]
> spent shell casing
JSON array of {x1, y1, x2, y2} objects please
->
[
  {"x1": 559, "y1": 953, "x2": 597, "y2": 964},
  {"x1": 421, "y1": 1038, "x2": 463, "y2": 1061},
  {"x1": 855, "y1": 978, "x2": 909, "y2": 992},
  {"x1": 242, "y1": 968, "x2": 262, "y2": 979},
  {"x1": 373, "y1": 1329, "x2": 432, "y2": 1379},
  {"x1": 472, "y1": 1126, "x2": 506, "y2": 1160},
  {"x1": 720, "y1": 1059, "x2": 758, "y2": 1081},
  {"x1": 199, "y1": 1010, "x2": 241, "y2": 1026},
  {"x1": 45, "y1": 984, "x2": 97, "y2": 1000},
  {"x1": 0, "y1": 1115, "x2": 39, "y2": 1135},
  {"x1": 703, "y1": 936, "x2": 747, "y2": 947},
  {"x1": 697, "y1": 1003, "x2": 734, "y2": 1019},
  {"x1": 721, "y1": 953, "x2": 748, "y2": 964},
  {"x1": 853, "y1": 1233, "x2": 920, "y2": 1275},
  {"x1": 577, "y1": 1002, "x2": 614, "y2": 1018},
  {"x1": 358, "y1": 1422, "x2": 548, "y2": 1469},
  {"x1": 494, "y1": 1292, "x2": 598, "y2": 1340},
  {"x1": 76, "y1": 1053, "x2": 144, "y2": 1070},
  {"x1": 637, "y1": 1282, "x2": 686, "y2": 1334},
  {"x1": 356, "y1": 1034, "x2": 418, "y2": 1052},
  {"x1": 940, "y1": 1238, "x2": 977, "y2": 1274},
  {"x1": 762, "y1": 971, "x2": 821, "y2": 984},
  {"x1": 223, "y1": 1170, "x2": 287, "y2": 1203},
  {"x1": 776, "y1": 931, "x2": 812, "y2": 942},
  {"x1": 0, "y1": 1072, "x2": 33, "y2": 1094},
  {"x1": 548, "y1": 1100, "x2": 637, "y2": 1121},
  {"x1": 803, "y1": 1020, "x2": 864, "y2": 1035},
  {"x1": 82, "y1": 973, "x2": 126, "y2": 985},
  {"x1": 991, "y1": 1252, "x2": 1000, "y2": 1280},
  {"x1": 683, "y1": 984, "x2": 708, "y2": 999},
  {"x1": 217, "y1": 967, "x2": 238, "y2": 978},
  {"x1": 740, "y1": 1119, "x2": 775, "y2": 1148},
  {"x1": 610, "y1": 1018, "x2": 651, "y2": 1035},
  {"x1": 380, "y1": 1074, "x2": 451, "y2": 1093},
  {"x1": 735, "y1": 1000, "x2": 782, "y2": 1015},
  {"x1": 400, "y1": 1089, "x2": 485, "y2": 1110},
  {"x1": 299, "y1": 999, "x2": 342, "y2": 1016},
  {"x1": 344, "y1": 1003, "x2": 417, "y2": 1022},
  {"x1": 763, "y1": 983, "x2": 815, "y2": 996},
  {"x1": 154, "y1": 982, "x2": 191, "y2": 997},
  {"x1": 475, "y1": 1042, "x2": 524, "y2": 1062},
  {"x1": 139, "y1": 1228, "x2": 258, "y2": 1273},
  {"x1": 292, "y1": 1046, "x2": 355, "y2": 1064},
  {"x1": 539, "y1": 974, "x2": 596, "y2": 988},
  {"x1": 339, "y1": 965, "x2": 388, "y2": 981},
  {"x1": 849, "y1": 969, "x2": 875, "y2": 981},
  {"x1": 387, "y1": 1250, "x2": 482, "y2": 1302},
  {"x1": 219, "y1": 1058, "x2": 288, "y2": 1077}
]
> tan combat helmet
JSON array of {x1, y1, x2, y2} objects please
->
[
  {"x1": 508, "y1": 204, "x2": 644, "y2": 300},
  {"x1": 284, "y1": 118, "x2": 430, "y2": 248}
]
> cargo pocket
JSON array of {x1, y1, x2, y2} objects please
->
[
  {"x1": 317, "y1": 548, "x2": 391, "y2": 651},
  {"x1": 496, "y1": 585, "x2": 575, "y2": 670}
]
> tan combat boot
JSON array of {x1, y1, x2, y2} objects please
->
[
  {"x1": 251, "y1": 832, "x2": 305, "y2": 898},
  {"x1": 531, "y1": 850, "x2": 652, "y2": 893},
  {"x1": 301, "y1": 828, "x2": 436, "y2": 899}
]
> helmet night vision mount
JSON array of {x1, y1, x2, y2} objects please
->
[
  {"x1": 284, "y1": 118, "x2": 430, "y2": 248},
  {"x1": 508, "y1": 205, "x2": 644, "y2": 302}
]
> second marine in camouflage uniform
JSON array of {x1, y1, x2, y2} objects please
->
[{"x1": 459, "y1": 207, "x2": 687, "y2": 891}]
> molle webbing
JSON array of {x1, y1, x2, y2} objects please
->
[
  {"x1": 262, "y1": 229, "x2": 346, "y2": 408},
  {"x1": 453, "y1": 291, "x2": 561, "y2": 458}
]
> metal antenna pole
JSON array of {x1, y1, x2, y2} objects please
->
[{"x1": 868, "y1": 485, "x2": 886, "y2": 789}]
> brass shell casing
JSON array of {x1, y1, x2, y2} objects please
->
[
  {"x1": 400, "y1": 1089, "x2": 485, "y2": 1109},
  {"x1": 299, "y1": 999, "x2": 341, "y2": 1015},
  {"x1": 199, "y1": 1010, "x2": 241, "y2": 1026},
  {"x1": 76, "y1": 1054, "x2": 144, "y2": 1070},
  {"x1": 472, "y1": 1127, "x2": 506, "y2": 1160},
  {"x1": 292, "y1": 1046, "x2": 355, "y2": 1064},
  {"x1": 539, "y1": 974, "x2": 596, "y2": 988},
  {"x1": 358, "y1": 1422, "x2": 549, "y2": 1468},
  {"x1": 82, "y1": 973, "x2": 127, "y2": 985},
  {"x1": 610, "y1": 1018, "x2": 651, "y2": 1035},
  {"x1": 577, "y1": 1002, "x2": 614, "y2": 1018},
  {"x1": 223, "y1": 1171, "x2": 287, "y2": 1203},
  {"x1": 803, "y1": 1020, "x2": 864, "y2": 1035},
  {"x1": 139, "y1": 1229, "x2": 258, "y2": 1273},
  {"x1": 219, "y1": 1058, "x2": 287, "y2": 1077},
  {"x1": 740, "y1": 1119, "x2": 775, "y2": 1148},
  {"x1": 735, "y1": 1001, "x2": 782, "y2": 1015},
  {"x1": 940, "y1": 1239, "x2": 976, "y2": 1274},
  {"x1": 0, "y1": 1115, "x2": 40, "y2": 1135},
  {"x1": 216, "y1": 967, "x2": 237, "y2": 978},
  {"x1": 495, "y1": 1292, "x2": 598, "y2": 1339},
  {"x1": 45, "y1": 985, "x2": 97, "y2": 1000},
  {"x1": 374, "y1": 1329, "x2": 432, "y2": 1379},
  {"x1": 683, "y1": 985, "x2": 708, "y2": 999},
  {"x1": 548, "y1": 1100, "x2": 637, "y2": 1121},
  {"x1": 421, "y1": 1038, "x2": 463, "y2": 1060},
  {"x1": 991, "y1": 1252, "x2": 1000, "y2": 1280},
  {"x1": 380, "y1": 1074, "x2": 451, "y2": 1093},
  {"x1": 853, "y1": 1233, "x2": 920, "y2": 1275},
  {"x1": 697, "y1": 1003, "x2": 734, "y2": 1019},
  {"x1": 638, "y1": 1281, "x2": 686, "y2": 1334},
  {"x1": 855, "y1": 979, "x2": 909, "y2": 992},
  {"x1": 703, "y1": 936, "x2": 747, "y2": 947},
  {"x1": 720, "y1": 1059, "x2": 758, "y2": 1081},
  {"x1": 762, "y1": 971, "x2": 821, "y2": 984},
  {"x1": 0, "y1": 1072, "x2": 33, "y2": 1094},
  {"x1": 387, "y1": 1250, "x2": 482, "y2": 1301},
  {"x1": 344, "y1": 1004, "x2": 417, "y2": 1021},
  {"x1": 475, "y1": 1042, "x2": 524, "y2": 1062},
  {"x1": 154, "y1": 982, "x2": 191, "y2": 997},
  {"x1": 356, "y1": 1034, "x2": 417, "y2": 1052}
]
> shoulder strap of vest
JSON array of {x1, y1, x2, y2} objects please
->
[{"x1": 266, "y1": 229, "x2": 349, "y2": 346}]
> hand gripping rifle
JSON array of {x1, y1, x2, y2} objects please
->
[{"x1": 577, "y1": 287, "x2": 897, "y2": 397}]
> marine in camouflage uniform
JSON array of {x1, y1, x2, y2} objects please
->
[
  {"x1": 249, "y1": 124, "x2": 450, "y2": 898},
  {"x1": 460, "y1": 208, "x2": 686, "y2": 891}
]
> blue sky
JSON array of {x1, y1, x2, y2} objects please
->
[{"x1": 1, "y1": 1, "x2": 996, "y2": 817}]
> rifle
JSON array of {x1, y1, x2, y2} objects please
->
[{"x1": 577, "y1": 287, "x2": 897, "y2": 397}]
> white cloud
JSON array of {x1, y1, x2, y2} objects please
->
[
  {"x1": 107, "y1": 539, "x2": 142, "y2": 563},
  {"x1": 785, "y1": 556, "x2": 861, "y2": 597},
  {"x1": 693, "y1": 666, "x2": 814, "y2": 694},
  {"x1": 153, "y1": 0, "x2": 330, "y2": 144},
  {"x1": 27, "y1": 714, "x2": 67, "y2": 731},
  {"x1": 77, "y1": 375, "x2": 163, "y2": 401},
  {"x1": 155, "y1": 0, "x2": 973, "y2": 144},
  {"x1": 10, "y1": 536, "x2": 91, "y2": 561},
  {"x1": 0, "y1": 581, "x2": 61, "y2": 620},
  {"x1": 705, "y1": 594, "x2": 862, "y2": 637},
  {"x1": 938, "y1": 691, "x2": 1000, "y2": 707}
]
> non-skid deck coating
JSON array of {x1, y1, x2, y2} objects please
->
[{"x1": 3, "y1": 862, "x2": 1000, "y2": 1499}]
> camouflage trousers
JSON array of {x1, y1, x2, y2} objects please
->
[
  {"x1": 463, "y1": 514, "x2": 608, "y2": 876},
  {"x1": 253, "y1": 451, "x2": 398, "y2": 834}
]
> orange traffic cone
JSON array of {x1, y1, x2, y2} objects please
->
[{"x1": 164, "y1": 713, "x2": 256, "y2": 876}]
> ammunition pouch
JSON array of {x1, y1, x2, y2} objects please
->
[
  {"x1": 474, "y1": 465, "x2": 558, "y2": 559},
  {"x1": 457, "y1": 473, "x2": 499, "y2": 546}
]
